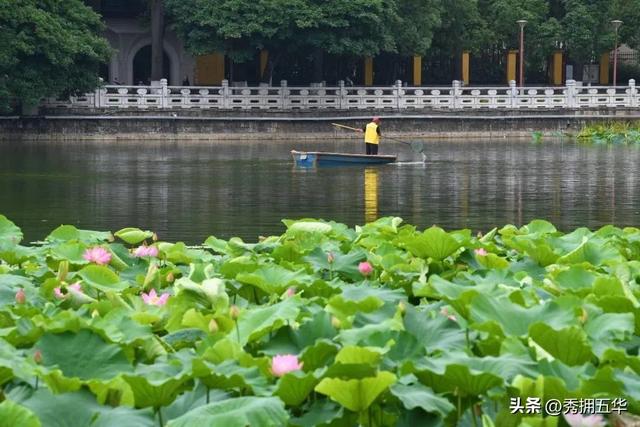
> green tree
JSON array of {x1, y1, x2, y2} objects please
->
[{"x1": 0, "y1": 0, "x2": 110, "y2": 113}]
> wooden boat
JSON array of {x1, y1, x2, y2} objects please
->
[{"x1": 291, "y1": 150, "x2": 396, "y2": 167}]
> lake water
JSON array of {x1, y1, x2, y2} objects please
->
[{"x1": 1, "y1": 138, "x2": 639, "y2": 244}]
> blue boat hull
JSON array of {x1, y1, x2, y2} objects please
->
[{"x1": 291, "y1": 150, "x2": 396, "y2": 167}]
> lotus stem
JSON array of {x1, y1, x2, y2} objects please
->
[
  {"x1": 471, "y1": 404, "x2": 479, "y2": 427},
  {"x1": 235, "y1": 320, "x2": 241, "y2": 344},
  {"x1": 157, "y1": 407, "x2": 164, "y2": 427},
  {"x1": 457, "y1": 393, "x2": 462, "y2": 421},
  {"x1": 253, "y1": 287, "x2": 258, "y2": 304},
  {"x1": 206, "y1": 387, "x2": 210, "y2": 404},
  {"x1": 34, "y1": 376, "x2": 38, "y2": 390}
]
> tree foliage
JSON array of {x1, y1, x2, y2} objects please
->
[{"x1": 0, "y1": 0, "x2": 110, "y2": 112}]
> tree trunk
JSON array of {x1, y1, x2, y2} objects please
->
[
  {"x1": 312, "y1": 49, "x2": 323, "y2": 83},
  {"x1": 150, "y1": 0, "x2": 165, "y2": 81}
]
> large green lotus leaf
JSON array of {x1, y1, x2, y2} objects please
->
[
  {"x1": 35, "y1": 329, "x2": 132, "y2": 381},
  {"x1": 334, "y1": 346, "x2": 382, "y2": 366},
  {"x1": 551, "y1": 266, "x2": 597, "y2": 292},
  {"x1": 615, "y1": 369, "x2": 640, "y2": 402},
  {"x1": 315, "y1": 371, "x2": 397, "y2": 412},
  {"x1": 122, "y1": 361, "x2": 191, "y2": 409},
  {"x1": 390, "y1": 379, "x2": 455, "y2": 418},
  {"x1": 404, "y1": 306, "x2": 466, "y2": 353},
  {"x1": 167, "y1": 396, "x2": 289, "y2": 427},
  {"x1": 275, "y1": 370, "x2": 319, "y2": 406},
  {"x1": 219, "y1": 256, "x2": 260, "y2": 279},
  {"x1": 413, "y1": 354, "x2": 538, "y2": 387},
  {"x1": 300, "y1": 339, "x2": 340, "y2": 371},
  {"x1": 304, "y1": 247, "x2": 367, "y2": 281},
  {"x1": 584, "y1": 313, "x2": 635, "y2": 357},
  {"x1": 0, "y1": 215, "x2": 23, "y2": 247},
  {"x1": 412, "y1": 362, "x2": 502, "y2": 396},
  {"x1": 507, "y1": 237, "x2": 558, "y2": 267},
  {"x1": 476, "y1": 253, "x2": 510, "y2": 269},
  {"x1": 88, "y1": 406, "x2": 156, "y2": 427},
  {"x1": 511, "y1": 374, "x2": 571, "y2": 403},
  {"x1": 470, "y1": 295, "x2": 575, "y2": 337},
  {"x1": 20, "y1": 388, "x2": 100, "y2": 427},
  {"x1": 233, "y1": 297, "x2": 301, "y2": 346},
  {"x1": 600, "y1": 348, "x2": 640, "y2": 374},
  {"x1": 76, "y1": 265, "x2": 128, "y2": 292},
  {"x1": 0, "y1": 399, "x2": 41, "y2": 427},
  {"x1": 49, "y1": 242, "x2": 89, "y2": 265},
  {"x1": 290, "y1": 401, "x2": 346, "y2": 427},
  {"x1": 337, "y1": 317, "x2": 403, "y2": 346},
  {"x1": 593, "y1": 276, "x2": 640, "y2": 307},
  {"x1": 578, "y1": 367, "x2": 625, "y2": 398},
  {"x1": 0, "y1": 339, "x2": 37, "y2": 384},
  {"x1": 528, "y1": 323, "x2": 593, "y2": 366},
  {"x1": 536, "y1": 359, "x2": 591, "y2": 392},
  {"x1": 192, "y1": 359, "x2": 270, "y2": 396},
  {"x1": 403, "y1": 226, "x2": 461, "y2": 261},
  {"x1": 46, "y1": 225, "x2": 112, "y2": 244},
  {"x1": 114, "y1": 227, "x2": 153, "y2": 244},
  {"x1": 329, "y1": 286, "x2": 404, "y2": 317},
  {"x1": 383, "y1": 331, "x2": 426, "y2": 367},
  {"x1": 90, "y1": 308, "x2": 152, "y2": 345},
  {"x1": 557, "y1": 240, "x2": 624, "y2": 266},
  {"x1": 0, "y1": 244, "x2": 42, "y2": 265},
  {"x1": 285, "y1": 220, "x2": 332, "y2": 234},
  {"x1": 521, "y1": 220, "x2": 557, "y2": 235},
  {"x1": 236, "y1": 265, "x2": 310, "y2": 295}
]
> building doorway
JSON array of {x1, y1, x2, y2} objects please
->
[{"x1": 132, "y1": 45, "x2": 171, "y2": 85}]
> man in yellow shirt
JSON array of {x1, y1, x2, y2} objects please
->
[{"x1": 361, "y1": 117, "x2": 381, "y2": 155}]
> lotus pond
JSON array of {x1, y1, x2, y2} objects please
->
[{"x1": 0, "y1": 214, "x2": 639, "y2": 426}]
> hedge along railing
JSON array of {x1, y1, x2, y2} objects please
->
[{"x1": 44, "y1": 78, "x2": 640, "y2": 111}]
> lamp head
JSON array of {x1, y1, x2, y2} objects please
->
[
  {"x1": 517, "y1": 19, "x2": 528, "y2": 29},
  {"x1": 611, "y1": 20, "x2": 623, "y2": 31}
]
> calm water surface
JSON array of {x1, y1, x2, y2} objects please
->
[{"x1": 1, "y1": 138, "x2": 639, "y2": 243}]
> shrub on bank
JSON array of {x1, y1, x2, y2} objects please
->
[{"x1": 0, "y1": 214, "x2": 638, "y2": 426}]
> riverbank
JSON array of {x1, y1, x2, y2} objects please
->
[{"x1": 2, "y1": 108, "x2": 640, "y2": 140}]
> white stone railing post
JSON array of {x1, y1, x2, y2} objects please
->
[
  {"x1": 508, "y1": 80, "x2": 517, "y2": 108},
  {"x1": 338, "y1": 80, "x2": 345, "y2": 109},
  {"x1": 452, "y1": 80, "x2": 462, "y2": 109},
  {"x1": 629, "y1": 79, "x2": 637, "y2": 107},
  {"x1": 280, "y1": 80, "x2": 288, "y2": 108},
  {"x1": 94, "y1": 78, "x2": 103, "y2": 108},
  {"x1": 160, "y1": 79, "x2": 168, "y2": 108},
  {"x1": 566, "y1": 79, "x2": 576, "y2": 108},
  {"x1": 221, "y1": 80, "x2": 230, "y2": 109},
  {"x1": 395, "y1": 80, "x2": 403, "y2": 110}
]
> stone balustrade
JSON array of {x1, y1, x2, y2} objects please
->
[{"x1": 44, "y1": 79, "x2": 639, "y2": 111}]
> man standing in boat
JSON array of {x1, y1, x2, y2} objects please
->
[{"x1": 360, "y1": 117, "x2": 381, "y2": 155}]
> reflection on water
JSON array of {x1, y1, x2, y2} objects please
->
[
  {"x1": 364, "y1": 168, "x2": 379, "y2": 223},
  {"x1": 1, "y1": 139, "x2": 639, "y2": 243}
]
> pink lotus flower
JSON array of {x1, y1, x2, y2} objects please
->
[
  {"x1": 33, "y1": 349, "x2": 42, "y2": 364},
  {"x1": 54, "y1": 282, "x2": 83, "y2": 300},
  {"x1": 83, "y1": 247, "x2": 111, "y2": 265},
  {"x1": 563, "y1": 413, "x2": 606, "y2": 427},
  {"x1": 358, "y1": 261, "x2": 373, "y2": 276},
  {"x1": 141, "y1": 289, "x2": 170, "y2": 306},
  {"x1": 15, "y1": 289, "x2": 26, "y2": 304},
  {"x1": 474, "y1": 248, "x2": 488, "y2": 256},
  {"x1": 271, "y1": 354, "x2": 303, "y2": 377},
  {"x1": 133, "y1": 245, "x2": 159, "y2": 258},
  {"x1": 286, "y1": 287, "x2": 296, "y2": 297}
]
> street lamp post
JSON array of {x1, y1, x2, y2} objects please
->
[
  {"x1": 517, "y1": 20, "x2": 528, "y2": 87},
  {"x1": 611, "y1": 20, "x2": 623, "y2": 86}
]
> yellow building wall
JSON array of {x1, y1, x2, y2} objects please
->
[
  {"x1": 462, "y1": 51, "x2": 470, "y2": 85},
  {"x1": 364, "y1": 57, "x2": 373, "y2": 86},
  {"x1": 600, "y1": 52, "x2": 610, "y2": 85},
  {"x1": 507, "y1": 50, "x2": 518, "y2": 83},
  {"x1": 195, "y1": 53, "x2": 225, "y2": 85},
  {"x1": 552, "y1": 51, "x2": 564, "y2": 85},
  {"x1": 413, "y1": 56, "x2": 422, "y2": 86}
]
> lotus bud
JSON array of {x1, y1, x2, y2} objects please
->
[
  {"x1": 57, "y1": 260, "x2": 69, "y2": 282},
  {"x1": 474, "y1": 248, "x2": 488, "y2": 256},
  {"x1": 166, "y1": 272, "x2": 175, "y2": 283},
  {"x1": 152, "y1": 233, "x2": 158, "y2": 242},
  {"x1": 331, "y1": 316, "x2": 341, "y2": 329},
  {"x1": 327, "y1": 252, "x2": 335, "y2": 264},
  {"x1": 580, "y1": 308, "x2": 588, "y2": 324},
  {"x1": 33, "y1": 350, "x2": 42, "y2": 364},
  {"x1": 358, "y1": 261, "x2": 373, "y2": 277},
  {"x1": 15, "y1": 289, "x2": 26, "y2": 304},
  {"x1": 286, "y1": 287, "x2": 296, "y2": 298},
  {"x1": 91, "y1": 310, "x2": 100, "y2": 318},
  {"x1": 208, "y1": 319, "x2": 219, "y2": 334},
  {"x1": 398, "y1": 301, "x2": 406, "y2": 315},
  {"x1": 229, "y1": 305, "x2": 240, "y2": 320}
]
